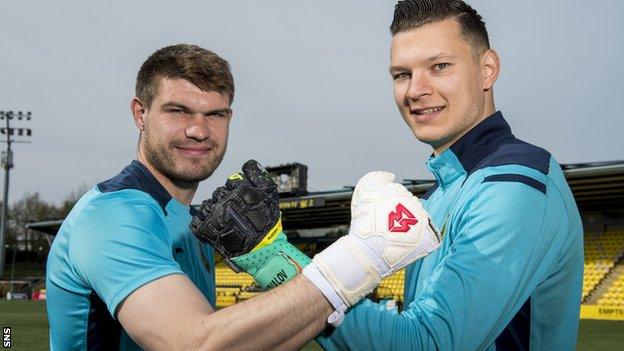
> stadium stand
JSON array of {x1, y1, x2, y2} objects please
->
[
  {"x1": 598, "y1": 274, "x2": 624, "y2": 306},
  {"x1": 376, "y1": 269, "x2": 405, "y2": 303},
  {"x1": 584, "y1": 230, "x2": 624, "y2": 305},
  {"x1": 215, "y1": 262, "x2": 258, "y2": 307},
  {"x1": 582, "y1": 231, "x2": 624, "y2": 301}
]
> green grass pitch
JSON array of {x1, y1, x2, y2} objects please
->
[
  {"x1": 1, "y1": 300, "x2": 622, "y2": 350},
  {"x1": 1, "y1": 300, "x2": 49, "y2": 350}
]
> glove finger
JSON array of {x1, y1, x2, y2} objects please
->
[
  {"x1": 226, "y1": 172, "x2": 248, "y2": 190},
  {"x1": 211, "y1": 186, "x2": 230, "y2": 203},
  {"x1": 356, "y1": 171, "x2": 395, "y2": 190},
  {"x1": 386, "y1": 182, "x2": 413, "y2": 198},
  {"x1": 194, "y1": 206, "x2": 207, "y2": 222},
  {"x1": 192, "y1": 198, "x2": 214, "y2": 223},
  {"x1": 352, "y1": 171, "x2": 396, "y2": 208},
  {"x1": 242, "y1": 159, "x2": 275, "y2": 188},
  {"x1": 190, "y1": 212, "x2": 214, "y2": 242}
]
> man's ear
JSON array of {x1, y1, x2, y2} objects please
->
[
  {"x1": 131, "y1": 98, "x2": 146, "y2": 131},
  {"x1": 481, "y1": 49, "x2": 500, "y2": 91}
]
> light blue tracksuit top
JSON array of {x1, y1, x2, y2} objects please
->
[
  {"x1": 47, "y1": 160, "x2": 216, "y2": 350},
  {"x1": 317, "y1": 111, "x2": 584, "y2": 350}
]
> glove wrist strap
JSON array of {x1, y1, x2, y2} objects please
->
[
  {"x1": 302, "y1": 235, "x2": 383, "y2": 327},
  {"x1": 302, "y1": 263, "x2": 346, "y2": 327},
  {"x1": 312, "y1": 236, "x2": 382, "y2": 306}
]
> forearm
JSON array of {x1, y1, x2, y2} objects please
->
[
  {"x1": 200, "y1": 275, "x2": 333, "y2": 351},
  {"x1": 316, "y1": 299, "x2": 433, "y2": 351}
]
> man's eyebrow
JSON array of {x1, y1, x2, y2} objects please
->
[
  {"x1": 389, "y1": 53, "x2": 458, "y2": 73},
  {"x1": 389, "y1": 65, "x2": 408, "y2": 73},
  {"x1": 427, "y1": 53, "x2": 457, "y2": 62},
  {"x1": 160, "y1": 103, "x2": 231, "y2": 115},
  {"x1": 161, "y1": 102, "x2": 191, "y2": 111},
  {"x1": 204, "y1": 107, "x2": 232, "y2": 115}
]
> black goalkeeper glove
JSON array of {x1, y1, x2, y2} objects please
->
[{"x1": 190, "y1": 160, "x2": 311, "y2": 289}]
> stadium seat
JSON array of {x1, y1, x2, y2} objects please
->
[
  {"x1": 376, "y1": 269, "x2": 405, "y2": 303},
  {"x1": 215, "y1": 262, "x2": 258, "y2": 307},
  {"x1": 216, "y1": 295, "x2": 237, "y2": 308},
  {"x1": 585, "y1": 231, "x2": 624, "y2": 305}
]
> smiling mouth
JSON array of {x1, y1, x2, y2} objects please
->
[
  {"x1": 175, "y1": 146, "x2": 213, "y2": 156},
  {"x1": 177, "y1": 146, "x2": 211, "y2": 151},
  {"x1": 411, "y1": 106, "x2": 445, "y2": 116}
]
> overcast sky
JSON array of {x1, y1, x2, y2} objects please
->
[{"x1": 2, "y1": 0, "x2": 623, "y2": 206}]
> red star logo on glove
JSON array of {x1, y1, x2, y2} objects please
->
[{"x1": 388, "y1": 203, "x2": 419, "y2": 233}]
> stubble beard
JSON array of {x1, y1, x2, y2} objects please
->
[{"x1": 143, "y1": 132, "x2": 226, "y2": 188}]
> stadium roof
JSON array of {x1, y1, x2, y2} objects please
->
[
  {"x1": 27, "y1": 160, "x2": 624, "y2": 234},
  {"x1": 279, "y1": 160, "x2": 624, "y2": 229},
  {"x1": 26, "y1": 220, "x2": 65, "y2": 235}
]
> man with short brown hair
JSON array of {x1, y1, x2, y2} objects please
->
[{"x1": 46, "y1": 43, "x2": 235, "y2": 350}]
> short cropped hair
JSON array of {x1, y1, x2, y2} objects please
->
[
  {"x1": 136, "y1": 44, "x2": 234, "y2": 107},
  {"x1": 390, "y1": 0, "x2": 490, "y2": 53}
]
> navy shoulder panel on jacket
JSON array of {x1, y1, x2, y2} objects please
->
[
  {"x1": 449, "y1": 112, "x2": 551, "y2": 176},
  {"x1": 482, "y1": 174, "x2": 547, "y2": 194},
  {"x1": 471, "y1": 138, "x2": 551, "y2": 194},
  {"x1": 476, "y1": 139, "x2": 551, "y2": 175},
  {"x1": 97, "y1": 160, "x2": 171, "y2": 214}
]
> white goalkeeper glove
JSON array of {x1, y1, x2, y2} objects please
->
[{"x1": 303, "y1": 171, "x2": 441, "y2": 326}]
